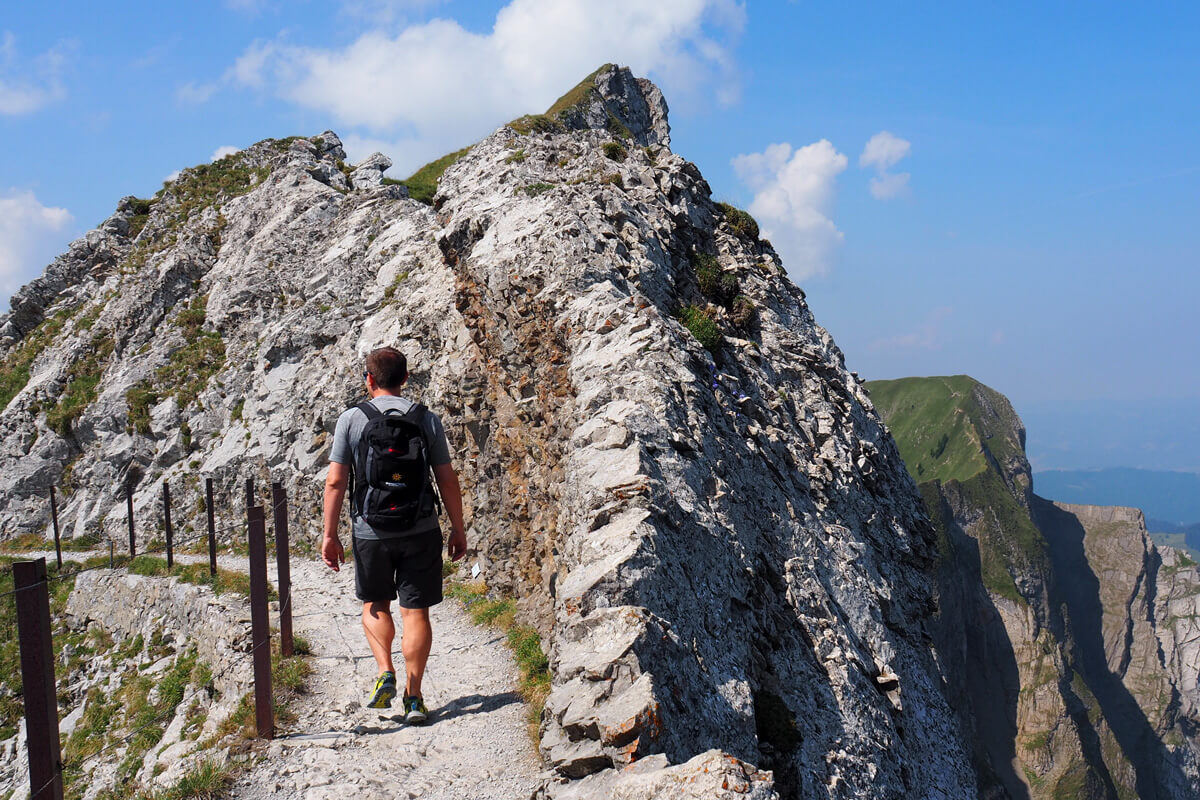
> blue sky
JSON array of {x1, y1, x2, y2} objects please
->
[{"x1": 2, "y1": 1, "x2": 1197, "y2": 472}]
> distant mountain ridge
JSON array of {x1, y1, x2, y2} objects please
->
[
  {"x1": 867, "y1": 374, "x2": 1200, "y2": 799},
  {"x1": 1034, "y1": 467, "x2": 1200, "y2": 526}
]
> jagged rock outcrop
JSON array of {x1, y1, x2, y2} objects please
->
[
  {"x1": 870, "y1": 375, "x2": 1200, "y2": 799},
  {"x1": 1, "y1": 67, "x2": 978, "y2": 797}
]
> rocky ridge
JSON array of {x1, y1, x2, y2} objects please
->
[
  {"x1": 869, "y1": 375, "x2": 1200, "y2": 799},
  {"x1": 2, "y1": 66, "x2": 977, "y2": 797}
]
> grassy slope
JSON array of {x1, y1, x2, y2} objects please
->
[
  {"x1": 867, "y1": 375, "x2": 1047, "y2": 602},
  {"x1": 393, "y1": 146, "x2": 472, "y2": 205},
  {"x1": 867, "y1": 375, "x2": 1023, "y2": 484},
  {"x1": 393, "y1": 63, "x2": 620, "y2": 205}
]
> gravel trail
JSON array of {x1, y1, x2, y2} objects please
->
[
  {"x1": 5, "y1": 548, "x2": 544, "y2": 799},
  {"x1": 230, "y1": 556, "x2": 544, "y2": 800}
]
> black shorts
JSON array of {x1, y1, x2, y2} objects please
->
[{"x1": 352, "y1": 530, "x2": 444, "y2": 608}]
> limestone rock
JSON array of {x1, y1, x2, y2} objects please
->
[
  {"x1": 0, "y1": 67, "x2": 975, "y2": 798},
  {"x1": 350, "y1": 151, "x2": 393, "y2": 190},
  {"x1": 556, "y1": 64, "x2": 671, "y2": 148}
]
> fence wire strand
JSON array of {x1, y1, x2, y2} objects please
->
[{"x1": 8, "y1": 484, "x2": 299, "y2": 799}]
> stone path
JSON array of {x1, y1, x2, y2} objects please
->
[
  {"x1": 6, "y1": 548, "x2": 544, "y2": 800},
  {"x1": 230, "y1": 557, "x2": 544, "y2": 800}
]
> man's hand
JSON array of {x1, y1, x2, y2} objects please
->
[
  {"x1": 447, "y1": 528, "x2": 467, "y2": 562},
  {"x1": 322, "y1": 535, "x2": 345, "y2": 571}
]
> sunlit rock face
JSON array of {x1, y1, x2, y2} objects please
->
[{"x1": 0, "y1": 66, "x2": 979, "y2": 799}]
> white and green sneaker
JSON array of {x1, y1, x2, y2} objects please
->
[
  {"x1": 367, "y1": 671, "x2": 397, "y2": 709},
  {"x1": 403, "y1": 694, "x2": 428, "y2": 724}
]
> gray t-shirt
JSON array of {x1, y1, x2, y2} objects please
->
[{"x1": 331, "y1": 395, "x2": 451, "y2": 540}]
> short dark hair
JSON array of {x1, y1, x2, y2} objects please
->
[{"x1": 366, "y1": 347, "x2": 408, "y2": 389}]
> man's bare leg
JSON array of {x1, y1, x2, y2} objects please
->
[
  {"x1": 399, "y1": 606, "x2": 432, "y2": 697},
  {"x1": 362, "y1": 601, "x2": 396, "y2": 675}
]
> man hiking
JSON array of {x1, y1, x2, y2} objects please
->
[{"x1": 321, "y1": 346, "x2": 467, "y2": 722}]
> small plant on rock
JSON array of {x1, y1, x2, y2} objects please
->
[
  {"x1": 716, "y1": 202, "x2": 760, "y2": 240},
  {"x1": 522, "y1": 182, "x2": 555, "y2": 197},
  {"x1": 680, "y1": 305, "x2": 723, "y2": 353},
  {"x1": 602, "y1": 141, "x2": 628, "y2": 162}
]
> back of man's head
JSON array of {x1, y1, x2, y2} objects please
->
[{"x1": 366, "y1": 347, "x2": 408, "y2": 390}]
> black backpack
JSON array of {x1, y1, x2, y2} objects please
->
[{"x1": 350, "y1": 401, "x2": 440, "y2": 533}]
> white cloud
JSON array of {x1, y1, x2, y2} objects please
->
[
  {"x1": 176, "y1": 81, "x2": 218, "y2": 105},
  {"x1": 859, "y1": 131, "x2": 910, "y2": 170},
  {"x1": 164, "y1": 170, "x2": 181, "y2": 183},
  {"x1": 228, "y1": 0, "x2": 744, "y2": 174},
  {"x1": 0, "y1": 189, "x2": 73, "y2": 302},
  {"x1": 211, "y1": 145, "x2": 241, "y2": 161},
  {"x1": 870, "y1": 307, "x2": 952, "y2": 351},
  {"x1": 0, "y1": 32, "x2": 75, "y2": 115},
  {"x1": 731, "y1": 140, "x2": 847, "y2": 279},
  {"x1": 340, "y1": 133, "x2": 445, "y2": 176},
  {"x1": 869, "y1": 171, "x2": 910, "y2": 199},
  {"x1": 859, "y1": 130, "x2": 911, "y2": 200}
]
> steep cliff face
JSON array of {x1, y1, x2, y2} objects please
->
[
  {"x1": 869, "y1": 375, "x2": 1200, "y2": 799},
  {"x1": 1, "y1": 66, "x2": 978, "y2": 797}
]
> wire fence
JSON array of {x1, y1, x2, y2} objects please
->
[{"x1": 5, "y1": 479, "x2": 297, "y2": 800}]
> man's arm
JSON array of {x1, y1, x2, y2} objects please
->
[
  {"x1": 322, "y1": 461, "x2": 350, "y2": 570},
  {"x1": 433, "y1": 463, "x2": 467, "y2": 561}
]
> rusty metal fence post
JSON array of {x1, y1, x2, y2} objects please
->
[
  {"x1": 206, "y1": 478, "x2": 217, "y2": 577},
  {"x1": 48, "y1": 488, "x2": 62, "y2": 570},
  {"x1": 14, "y1": 558, "x2": 64, "y2": 800},
  {"x1": 247, "y1": 503, "x2": 274, "y2": 740},
  {"x1": 126, "y1": 476, "x2": 136, "y2": 557},
  {"x1": 163, "y1": 481, "x2": 173, "y2": 570},
  {"x1": 271, "y1": 482, "x2": 293, "y2": 657}
]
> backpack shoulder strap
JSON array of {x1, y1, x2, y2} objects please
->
[{"x1": 356, "y1": 401, "x2": 383, "y2": 420}]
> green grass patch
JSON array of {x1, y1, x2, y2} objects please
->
[
  {"x1": 445, "y1": 580, "x2": 550, "y2": 742},
  {"x1": 148, "y1": 758, "x2": 234, "y2": 800},
  {"x1": 866, "y1": 375, "x2": 1025, "y2": 486},
  {"x1": 516, "y1": 64, "x2": 633, "y2": 141},
  {"x1": 63, "y1": 649, "x2": 199, "y2": 798},
  {"x1": 399, "y1": 147, "x2": 471, "y2": 205},
  {"x1": 272, "y1": 652, "x2": 312, "y2": 692},
  {"x1": 212, "y1": 693, "x2": 255, "y2": 741},
  {"x1": 0, "y1": 557, "x2": 84, "y2": 738},
  {"x1": 0, "y1": 307, "x2": 74, "y2": 410},
  {"x1": 691, "y1": 251, "x2": 739, "y2": 306},
  {"x1": 45, "y1": 335, "x2": 114, "y2": 436},
  {"x1": 0, "y1": 532, "x2": 101, "y2": 552},
  {"x1": 508, "y1": 114, "x2": 565, "y2": 135},
  {"x1": 160, "y1": 154, "x2": 269, "y2": 227},
  {"x1": 126, "y1": 555, "x2": 265, "y2": 598},
  {"x1": 716, "y1": 202, "x2": 760, "y2": 240},
  {"x1": 127, "y1": 296, "x2": 225, "y2": 432},
  {"x1": 602, "y1": 141, "x2": 627, "y2": 162},
  {"x1": 126, "y1": 197, "x2": 156, "y2": 240},
  {"x1": 544, "y1": 64, "x2": 614, "y2": 120},
  {"x1": 680, "y1": 305, "x2": 722, "y2": 353},
  {"x1": 505, "y1": 148, "x2": 526, "y2": 164},
  {"x1": 382, "y1": 270, "x2": 410, "y2": 303},
  {"x1": 522, "y1": 182, "x2": 555, "y2": 197}
]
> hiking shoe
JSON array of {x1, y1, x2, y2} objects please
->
[
  {"x1": 403, "y1": 694, "x2": 428, "y2": 724},
  {"x1": 367, "y1": 671, "x2": 397, "y2": 709}
]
